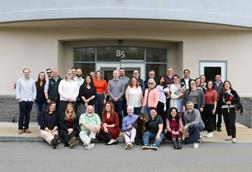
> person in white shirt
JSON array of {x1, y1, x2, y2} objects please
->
[
  {"x1": 16, "y1": 68, "x2": 36, "y2": 134},
  {"x1": 58, "y1": 69, "x2": 79, "y2": 113},
  {"x1": 125, "y1": 77, "x2": 143, "y2": 115}
]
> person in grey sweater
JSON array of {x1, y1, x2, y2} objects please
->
[
  {"x1": 183, "y1": 101, "x2": 205, "y2": 149},
  {"x1": 108, "y1": 70, "x2": 125, "y2": 128}
]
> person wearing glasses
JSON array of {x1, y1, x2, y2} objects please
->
[
  {"x1": 142, "y1": 78, "x2": 159, "y2": 115},
  {"x1": 46, "y1": 68, "x2": 52, "y2": 80},
  {"x1": 58, "y1": 69, "x2": 79, "y2": 113}
]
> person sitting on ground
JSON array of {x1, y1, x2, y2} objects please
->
[
  {"x1": 59, "y1": 102, "x2": 80, "y2": 148},
  {"x1": 98, "y1": 101, "x2": 120, "y2": 145},
  {"x1": 79, "y1": 105, "x2": 101, "y2": 150},
  {"x1": 183, "y1": 101, "x2": 205, "y2": 149},
  {"x1": 142, "y1": 108, "x2": 164, "y2": 151},
  {"x1": 122, "y1": 106, "x2": 138, "y2": 149},
  {"x1": 40, "y1": 101, "x2": 60, "y2": 149},
  {"x1": 166, "y1": 107, "x2": 183, "y2": 150}
]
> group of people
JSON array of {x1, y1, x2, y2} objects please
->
[{"x1": 15, "y1": 67, "x2": 241, "y2": 150}]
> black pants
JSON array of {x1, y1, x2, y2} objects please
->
[
  {"x1": 157, "y1": 101, "x2": 167, "y2": 128},
  {"x1": 222, "y1": 108, "x2": 236, "y2": 138},
  {"x1": 216, "y1": 103, "x2": 222, "y2": 129},
  {"x1": 203, "y1": 104, "x2": 215, "y2": 132},
  {"x1": 95, "y1": 94, "x2": 105, "y2": 118},
  {"x1": 59, "y1": 101, "x2": 77, "y2": 114},
  {"x1": 98, "y1": 130, "x2": 112, "y2": 142},
  {"x1": 18, "y1": 101, "x2": 33, "y2": 130},
  {"x1": 59, "y1": 129, "x2": 79, "y2": 145}
]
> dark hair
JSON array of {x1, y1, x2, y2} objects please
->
[
  {"x1": 46, "y1": 68, "x2": 52, "y2": 72},
  {"x1": 129, "y1": 77, "x2": 139, "y2": 88},
  {"x1": 172, "y1": 74, "x2": 180, "y2": 80},
  {"x1": 158, "y1": 76, "x2": 165, "y2": 86},
  {"x1": 168, "y1": 107, "x2": 180, "y2": 122},
  {"x1": 82, "y1": 75, "x2": 95, "y2": 88},
  {"x1": 222, "y1": 80, "x2": 233, "y2": 92},
  {"x1": 183, "y1": 69, "x2": 190, "y2": 74},
  {"x1": 206, "y1": 80, "x2": 214, "y2": 90},
  {"x1": 46, "y1": 101, "x2": 56, "y2": 113},
  {"x1": 36, "y1": 72, "x2": 46, "y2": 88}
]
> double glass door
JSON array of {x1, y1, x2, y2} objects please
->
[{"x1": 96, "y1": 62, "x2": 145, "y2": 81}]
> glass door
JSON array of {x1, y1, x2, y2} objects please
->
[{"x1": 96, "y1": 62, "x2": 145, "y2": 81}]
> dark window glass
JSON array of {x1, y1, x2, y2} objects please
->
[
  {"x1": 204, "y1": 67, "x2": 221, "y2": 82},
  {"x1": 97, "y1": 47, "x2": 144, "y2": 61},
  {"x1": 146, "y1": 48, "x2": 167, "y2": 62},
  {"x1": 74, "y1": 48, "x2": 95, "y2": 62},
  {"x1": 74, "y1": 63, "x2": 95, "y2": 77},
  {"x1": 146, "y1": 64, "x2": 167, "y2": 80}
]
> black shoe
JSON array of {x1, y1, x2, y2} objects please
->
[
  {"x1": 173, "y1": 140, "x2": 177, "y2": 149},
  {"x1": 51, "y1": 139, "x2": 57, "y2": 149},
  {"x1": 177, "y1": 140, "x2": 182, "y2": 149},
  {"x1": 90, "y1": 138, "x2": 97, "y2": 144}
]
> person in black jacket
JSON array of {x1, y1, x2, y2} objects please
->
[
  {"x1": 219, "y1": 81, "x2": 240, "y2": 143},
  {"x1": 180, "y1": 69, "x2": 192, "y2": 90},
  {"x1": 59, "y1": 102, "x2": 80, "y2": 148},
  {"x1": 40, "y1": 101, "x2": 59, "y2": 149},
  {"x1": 78, "y1": 75, "x2": 97, "y2": 115}
]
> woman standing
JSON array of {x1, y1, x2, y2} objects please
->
[
  {"x1": 183, "y1": 80, "x2": 205, "y2": 112},
  {"x1": 203, "y1": 80, "x2": 217, "y2": 138},
  {"x1": 142, "y1": 78, "x2": 160, "y2": 115},
  {"x1": 40, "y1": 102, "x2": 59, "y2": 149},
  {"x1": 59, "y1": 103, "x2": 80, "y2": 148},
  {"x1": 79, "y1": 75, "x2": 97, "y2": 114},
  {"x1": 58, "y1": 69, "x2": 79, "y2": 113},
  {"x1": 170, "y1": 75, "x2": 183, "y2": 113},
  {"x1": 93, "y1": 71, "x2": 108, "y2": 118},
  {"x1": 35, "y1": 72, "x2": 47, "y2": 125},
  {"x1": 98, "y1": 101, "x2": 120, "y2": 145},
  {"x1": 219, "y1": 81, "x2": 240, "y2": 143},
  {"x1": 125, "y1": 77, "x2": 143, "y2": 115},
  {"x1": 156, "y1": 76, "x2": 169, "y2": 126}
]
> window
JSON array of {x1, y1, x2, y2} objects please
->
[{"x1": 199, "y1": 61, "x2": 227, "y2": 81}]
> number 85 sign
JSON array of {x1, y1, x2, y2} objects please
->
[{"x1": 116, "y1": 50, "x2": 125, "y2": 59}]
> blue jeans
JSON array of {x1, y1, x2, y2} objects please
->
[
  {"x1": 184, "y1": 124, "x2": 204, "y2": 144},
  {"x1": 143, "y1": 131, "x2": 164, "y2": 147},
  {"x1": 36, "y1": 102, "x2": 46, "y2": 126},
  {"x1": 113, "y1": 100, "x2": 123, "y2": 128}
]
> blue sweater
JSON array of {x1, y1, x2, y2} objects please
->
[{"x1": 122, "y1": 114, "x2": 138, "y2": 132}]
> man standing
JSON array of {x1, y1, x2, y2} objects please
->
[
  {"x1": 119, "y1": 68, "x2": 129, "y2": 116},
  {"x1": 16, "y1": 68, "x2": 36, "y2": 134},
  {"x1": 75, "y1": 68, "x2": 84, "y2": 88},
  {"x1": 44, "y1": 69, "x2": 62, "y2": 113},
  {"x1": 46, "y1": 68, "x2": 52, "y2": 80},
  {"x1": 180, "y1": 69, "x2": 192, "y2": 90},
  {"x1": 144, "y1": 70, "x2": 156, "y2": 89},
  {"x1": 183, "y1": 101, "x2": 205, "y2": 149},
  {"x1": 132, "y1": 69, "x2": 145, "y2": 92},
  {"x1": 108, "y1": 70, "x2": 125, "y2": 128},
  {"x1": 214, "y1": 74, "x2": 223, "y2": 131}
]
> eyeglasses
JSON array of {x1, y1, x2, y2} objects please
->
[{"x1": 148, "y1": 83, "x2": 154, "y2": 85}]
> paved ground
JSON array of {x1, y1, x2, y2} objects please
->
[{"x1": 0, "y1": 142, "x2": 251, "y2": 172}]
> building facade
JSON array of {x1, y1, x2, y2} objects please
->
[{"x1": 0, "y1": 0, "x2": 252, "y2": 126}]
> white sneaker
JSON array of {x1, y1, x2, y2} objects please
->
[
  {"x1": 202, "y1": 131, "x2": 208, "y2": 137},
  {"x1": 84, "y1": 143, "x2": 95, "y2": 150},
  {"x1": 206, "y1": 132, "x2": 214, "y2": 138},
  {"x1": 193, "y1": 143, "x2": 199, "y2": 149},
  {"x1": 232, "y1": 138, "x2": 236, "y2": 143}
]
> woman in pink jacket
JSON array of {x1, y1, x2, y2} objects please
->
[{"x1": 142, "y1": 78, "x2": 160, "y2": 115}]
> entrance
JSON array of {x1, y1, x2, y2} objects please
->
[
  {"x1": 96, "y1": 62, "x2": 145, "y2": 81},
  {"x1": 199, "y1": 61, "x2": 227, "y2": 81}
]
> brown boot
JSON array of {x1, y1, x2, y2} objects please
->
[{"x1": 24, "y1": 129, "x2": 32, "y2": 134}]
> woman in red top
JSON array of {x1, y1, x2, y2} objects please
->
[
  {"x1": 93, "y1": 71, "x2": 108, "y2": 118},
  {"x1": 98, "y1": 101, "x2": 120, "y2": 145},
  {"x1": 166, "y1": 107, "x2": 183, "y2": 149},
  {"x1": 202, "y1": 80, "x2": 217, "y2": 138}
]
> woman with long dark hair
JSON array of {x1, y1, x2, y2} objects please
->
[
  {"x1": 59, "y1": 103, "x2": 80, "y2": 148},
  {"x1": 202, "y1": 80, "x2": 217, "y2": 138},
  {"x1": 219, "y1": 81, "x2": 240, "y2": 143},
  {"x1": 35, "y1": 72, "x2": 47, "y2": 125},
  {"x1": 40, "y1": 101, "x2": 60, "y2": 149},
  {"x1": 166, "y1": 107, "x2": 183, "y2": 149},
  {"x1": 98, "y1": 101, "x2": 120, "y2": 145},
  {"x1": 79, "y1": 75, "x2": 97, "y2": 115}
]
